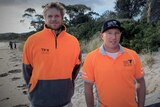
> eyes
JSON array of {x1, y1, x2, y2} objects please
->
[
  {"x1": 48, "y1": 14, "x2": 61, "y2": 19},
  {"x1": 107, "y1": 31, "x2": 121, "y2": 36},
  {"x1": 102, "y1": 29, "x2": 122, "y2": 39}
]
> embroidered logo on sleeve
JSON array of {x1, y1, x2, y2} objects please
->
[{"x1": 82, "y1": 71, "x2": 88, "y2": 78}]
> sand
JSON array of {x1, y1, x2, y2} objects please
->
[
  {"x1": 0, "y1": 42, "x2": 29, "y2": 107},
  {"x1": 0, "y1": 42, "x2": 160, "y2": 107}
]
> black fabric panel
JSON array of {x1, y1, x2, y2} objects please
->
[
  {"x1": 29, "y1": 78, "x2": 74, "y2": 107},
  {"x1": 22, "y1": 64, "x2": 32, "y2": 87}
]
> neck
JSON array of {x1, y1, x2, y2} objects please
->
[
  {"x1": 103, "y1": 45, "x2": 120, "y2": 53},
  {"x1": 53, "y1": 29, "x2": 61, "y2": 36},
  {"x1": 45, "y1": 24, "x2": 63, "y2": 36}
]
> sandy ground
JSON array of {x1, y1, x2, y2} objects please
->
[
  {"x1": 0, "y1": 42, "x2": 29, "y2": 107},
  {"x1": 0, "y1": 42, "x2": 160, "y2": 107}
]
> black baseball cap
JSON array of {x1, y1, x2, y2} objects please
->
[{"x1": 101, "y1": 19, "x2": 124, "y2": 33}]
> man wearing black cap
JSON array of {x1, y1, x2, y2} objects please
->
[{"x1": 82, "y1": 19, "x2": 146, "y2": 107}]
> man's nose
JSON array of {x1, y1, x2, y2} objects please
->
[
  {"x1": 51, "y1": 16, "x2": 56, "y2": 20},
  {"x1": 111, "y1": 33, "x2": 117, "y2": 39}
]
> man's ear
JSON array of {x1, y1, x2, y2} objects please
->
[
  {"x1": 43, "y1": 15, "x2": 46, "y2": 21},
  {"x1": 100, "y1": 33, "x2": 103, "y2": 38}
]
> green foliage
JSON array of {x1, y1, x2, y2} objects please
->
[
  {"x1": 68, "y1": 19, "x2": 101, "y2": 41},
  {"x1": 81, "y1": 19, "x2": 160, "y2": 53},
  {"x1": 65, "y1": 4, "x2": 99, "y2": 27},
  {"x1": 100, "y1": 10, "x2": 117, "y2": 20},
  {"x1": 121, "y1": 20, "x2": 160, "y2": 53},
  {"x1": 0, "y1": 33, "x2": 19, "y2": 41},
  {"x1": 65, "y1": 4, "x2": 91, "y2": 16},
  {"x1": 13, "y1": 2, "x2": 160, "y2": 53},
  {"x1": 142, "y1": 52, "x2": 154, "y2": 68},
  {"x1": 115, "y1": 0, "x2": 147, "y2": 19},
  {"x1": 80, "y1": 31, "x2": 102, "y2": 53},
  {"x1": 0, "y1": 31, "x2": 36, "y2": 41}
]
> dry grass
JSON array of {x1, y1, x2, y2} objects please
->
[
  {"x1": 81, "y1": 31, "x2": 102, "y2": 53},
  {"x1": 142, "y1": 53, "x2": 155, "y2": 68}
]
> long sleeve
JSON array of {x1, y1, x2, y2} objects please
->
[
  {"x1": 22, "y1": 39, "x2": 33, "y2": 87},
  {"x1": 22, "y1": 64, "x2": 32, "y2": 87}
]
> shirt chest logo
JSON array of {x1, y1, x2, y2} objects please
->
[
  {"x1": 41, "y1": 48, "x2": 50, "y2": 54},
  {"x1": 123, "y1": 59, "x2": 132, "y2": 66}
]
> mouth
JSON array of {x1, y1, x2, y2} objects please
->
[
  {"x1": 49, "y1": 21, "x2": 59, "y2": 24},
  {"x1": 51, "y1": 22, "x2": 59, "y2": 25},
  {"x1": 110, "y1": 41, "x2": 116, "y2": 43}
]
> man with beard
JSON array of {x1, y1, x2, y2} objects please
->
[{"x1": 22, "y1": 2, "x2": 81, "y2": 107}]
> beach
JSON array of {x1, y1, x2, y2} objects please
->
[
  {"x1": 0, "y1": 42, "x2": 160, "y2": 107},
  {"x1": 0, "y1": 42, "x2": 29, "y2": 107}
]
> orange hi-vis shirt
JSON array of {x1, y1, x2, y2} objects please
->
[
  {"x1": 82, "y1": 45, "x2": 144, "y2": 107},
  {"x1": 22, "y1": 25, "x2": 80, "y2": 92}
]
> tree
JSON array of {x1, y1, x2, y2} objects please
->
[
  {"x1": 20, "y1": 3, "x2": 99, "y2": 41},
  {"x1": 100, "y1": 10, "x2": 117, "y2": 21},
  {"x1": 20, "y1": 4, "x2": 98, "y2": 31},
  {"x1": 20, "y1": 8, "x2": 44, "y2": 31},
  {"x1": 115, "y1": 0, "x2": 147, "y2": 19},
  {"x1": 147, "y1": 0, "x2": 160, "y2": 22},
  {"x1": 64, "y1": 4, "x2": 99, "y2": 26},
  {"x1": 65, "y1": 4, "x2": 91, "y2": 20}
]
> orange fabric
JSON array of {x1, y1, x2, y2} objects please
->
[
  {"x1": 82, "y1": 47, "x2": 144, "y2": 107},
  {"x1": 22, "y1": 26, "x2": 80, "y2": 92}
]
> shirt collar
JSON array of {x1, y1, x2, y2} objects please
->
[
  {"x1": 100, "y1": 44, "x2": 124, "y2": 55},
  {"x1": 44, "y1": 24, "x2": 66, "y2": 32}
]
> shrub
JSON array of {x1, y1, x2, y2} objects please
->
[
  {"x1": 80, "y1": 31, "x2": 102, "y2": 53},
  {"x1": 142, "y1": 53, "x2": 154, "y2": 68}
]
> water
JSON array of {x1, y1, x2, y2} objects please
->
[{"x1": 0, "y1": 42, "x2": 8, "y2": 49}]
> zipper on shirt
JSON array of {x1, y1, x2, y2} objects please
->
[
  {"x1": 55, "y1": 35, "x2": 57, "y2": 49},
  {"x1": 51, "y1": 31, "x2": 58, "y2": 49}
]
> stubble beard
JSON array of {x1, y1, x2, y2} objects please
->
[{"x1": 46, "y1": 24, "x2": 62, "y2": 31}]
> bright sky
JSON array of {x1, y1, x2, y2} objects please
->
[{"x1": 0, "y1": 0, "x2": 116, "y2": 33}]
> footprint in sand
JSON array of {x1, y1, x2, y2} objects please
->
[
  {"x1": 13, "y1": 53, "x2": 16, "y2": 56},
  {"x1": 9, "y1": 58, "x2": 19, "y2": 62},
  {"x1": 17, "y1": 84, "x2": 27, "y2": 90},
  {"x1": 11, "y1": 77, "x2": 21, "y2": 81},
  {"x1": 13, "y1": 104, "x2": 29, "y2": 107},
  {"x1": 23, "y1": 90, "x2": 28, "y2": 95},
  {"x1": 0, "y1": 97, "x2": 10, "y2": 102},
  {"x1": 0, "y1": 73, "x2": 9, "y2": 77},
  {"x1": 14, "y1": 64, "x2": 19, "y2": 67},
  {"x1": 8, "y1": 69, "x2": 21, "y2": 74}
]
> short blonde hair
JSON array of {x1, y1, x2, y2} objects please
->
[{"x1": 43, "y1": 2, "x2": 65, "y2": 18}]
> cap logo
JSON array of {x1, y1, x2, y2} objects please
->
[
  {"x1": 107, "y1": 21, "x2": 118, "y2": 27},
  {"x1": 102, "y1": 19, "x2": 123, "y2": 33}
]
